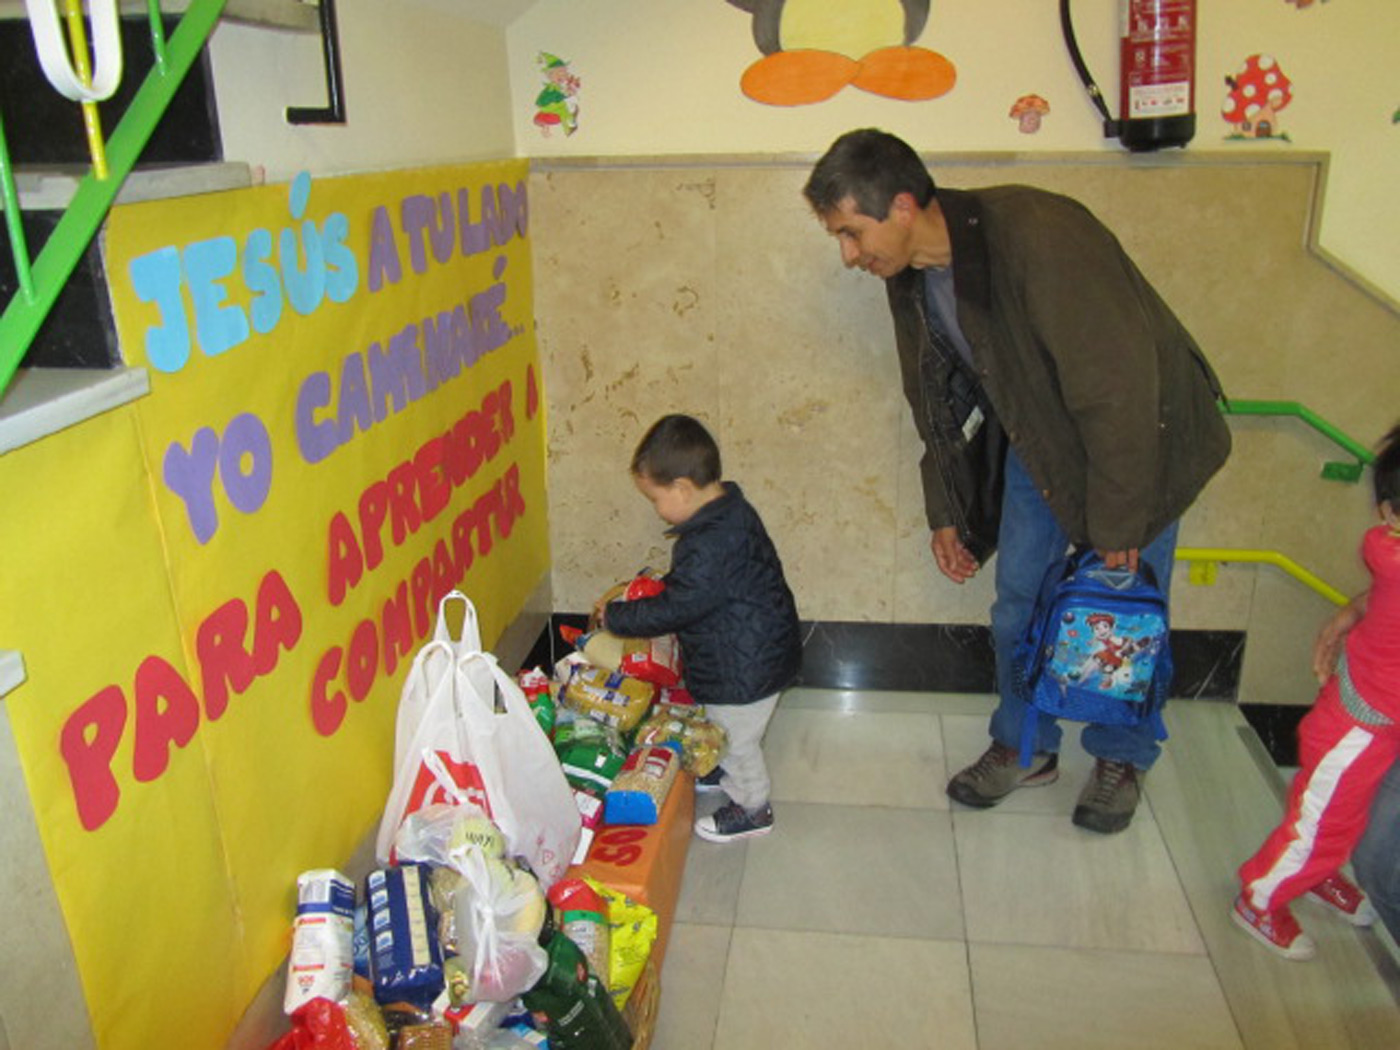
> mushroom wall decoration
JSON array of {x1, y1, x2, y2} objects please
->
[
  {"x1": 1222, "y1": 54, "x2": 1293, "y2": 139},
  {"x1": 1010, "y1": 94, "x2": 1050, "y2": 134}
]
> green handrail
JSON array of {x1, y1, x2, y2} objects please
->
[
  {"x1": 1223, "y1": 399, "x2": 1375, "y2": 483},
  {"x1": 0, "y1": 0, "x2": 227, "y2": 398}
]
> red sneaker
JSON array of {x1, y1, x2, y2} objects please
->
[
  {"x1": 1305, "y1": 873, "x2": 1378, "y2": 927},
  {"x1": 1231, "y1": 895, "x2": 1316, "y2": 960}
]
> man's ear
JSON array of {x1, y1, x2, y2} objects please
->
[{"x1": 890, "y1": 191, "x2": 920, "y2": 224}]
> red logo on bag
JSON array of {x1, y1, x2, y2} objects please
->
[{"x1": 404, "y1": 750, "x2": 492, "y2": 816}]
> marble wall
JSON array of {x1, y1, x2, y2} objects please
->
[{"x1": 529, "y1": 152, "x2": 1400, "y2": 708}]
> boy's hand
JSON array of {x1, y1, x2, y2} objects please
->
[{"x1": 590, "y1": 598, "x2": 607, "y2": 631}]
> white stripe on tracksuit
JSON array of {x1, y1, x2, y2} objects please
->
[{"x1": 1246, "y1": 724, "x2": 1375, "y2": 910}]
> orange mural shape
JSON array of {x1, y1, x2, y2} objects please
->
[
  {"x1": 740, "y1": 50, "x2": 860, "y2": 106},
  {"x1": 851, "y1": 46, "x2": 957, "y2": 101}
]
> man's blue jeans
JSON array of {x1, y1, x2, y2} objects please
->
[
  {"x1": 1354, "y1": 757, "x2": 1400, "y2": 940},
  {"x1": 987, "y1": 450, "x2": 1179, "y2": 770}
]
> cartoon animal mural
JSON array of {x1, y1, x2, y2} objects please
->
[
  {"x1": 726, "y1": 0, "x2": 956, "y2": 106},
  {"x1": 1222, "y1": 54, "x2": 1293, "y2": 140}
]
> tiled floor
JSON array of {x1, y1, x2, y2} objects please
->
[{"x1": 651, "y1": 689, "x2": 1400, "y2": 1050}]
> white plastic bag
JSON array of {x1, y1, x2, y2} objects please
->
[
  {"x1": 453, "y1": 848, "x2": 548, "y2": 1003},
  {"x1": 393, "y1": 590, "x2": 485, "y2": 775},
  {"x1": 392, "y1": 802, "x2": 504, "y2": 868},
  {"x1": 457, "y1": 651, "x2": 581, "y2": 890},
  {"x1": 376, "y1": 641, "x2": 495, "y2": 863}
]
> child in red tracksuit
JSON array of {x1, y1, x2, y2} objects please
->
[{"x1": 1234, "y1": 423, "x2": 1400, "y2": 960}]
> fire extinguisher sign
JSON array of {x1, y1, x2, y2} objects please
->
[{"x1": 1120, "y1": 0, "x2": 1196, "y2": 119}]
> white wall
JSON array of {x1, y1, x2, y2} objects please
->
[
  {"x1": 505, "y1": 0, "x2": 1400, "y2": 308},
  {"x1": 209, "y1": 0, "x2": 516, "y2": 181}
]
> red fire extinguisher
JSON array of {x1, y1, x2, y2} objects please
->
[{"x1": 1061, "y1": 0, "x2": 1197, "y2": 152}]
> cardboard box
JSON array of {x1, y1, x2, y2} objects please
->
[{"x1": 571, "y1": 774, "x2": 694, "y2": 969}]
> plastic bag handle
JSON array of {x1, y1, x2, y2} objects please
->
[
  {"x1": 411, "y1": 638, "x2": 460, "y2": 688},
  {"x1": 458, "y1": 650, "x2": 538, "y2": 722},
  {"x1": 433, "y1": 590, "x2": 483, "y2": 652}
]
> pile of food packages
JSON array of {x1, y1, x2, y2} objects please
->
[{"x1": 269, "y1": 577, "x2": 725, "y2": 1050}]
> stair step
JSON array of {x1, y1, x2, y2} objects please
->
[
  {"x1": 0, "y1": 366, "x2": 150, "y2": 455},
  {"x1": 1, "y1": 160, "x2": 255, "y2": 212}
]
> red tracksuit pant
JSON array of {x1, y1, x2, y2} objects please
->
[{"x1": 1239, "y1": 676, "x2": 1400, "y2": 911}]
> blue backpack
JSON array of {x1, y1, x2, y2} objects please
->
[{"x1": 1014, "y1": 549, "x2": 1172, "y2": 767}]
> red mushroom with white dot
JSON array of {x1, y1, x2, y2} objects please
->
[{"x1": 1222, "y1": 54, "x2": 1293, "y2": 138}]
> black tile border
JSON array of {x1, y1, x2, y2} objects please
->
[
  {"x1": 1239, "y1": 703, "x2": 1307, "y2": 768},
  {"x1": 523, "y1": 615, "x2": 1244, "y2": 701}
]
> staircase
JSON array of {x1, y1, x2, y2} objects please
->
[{"x1": 0, "y1": 0, "x2": 319, "y2": 453}]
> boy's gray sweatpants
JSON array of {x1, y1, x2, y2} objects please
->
[{"x1": 704, "y1": 692, "x2": 781, "y2": 811}]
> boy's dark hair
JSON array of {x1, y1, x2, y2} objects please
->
[
  {"x1": 632, "y1": 414, "x2": 722, "y2": 487},
  {"x1": 803, "y1": 128, "x2": 937, "y2": 221},
  {"x1": 1374, "y1": 423, "x2": 1400, "y2": 507}
]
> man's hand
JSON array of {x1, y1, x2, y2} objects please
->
[
  {"x1": 932, "y1": 526, "x2": 980, "y2": 584},
  {"x1": 1099, "y1": 548, "x2": 1139, "y2": 572},
  {"x1": 1313, "y1": 593, "x2": 1368, "y2": 683}
]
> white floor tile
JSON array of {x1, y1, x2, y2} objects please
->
[
  {"x1": 676, "y1": 834, "x2": 749, "y2": 927},
  {"x1": 652, "y1": 922, "x2": 731, "y2": 1050},
  {"x1": 765, "y1": 707, "x2": 946, "y2": 809},
  {"x1": 956, "y1": 810, "x2": 1205, "y2": 954},
  {"x1": 713, "y1": 928, "x2": 977, "y2": 1050},
  {"x1": 736, "y1": 801, "x2": 964, "y2": 940},
  {"x1": 969, "y1": 943, "x2": 1243, "y2": 1050},
  {"x1": 649, "y1": 693, "x2": 1400, "y2": 1050},
  {"x1": 782, "y1": 687, "x2": 995, "y2": 716}
]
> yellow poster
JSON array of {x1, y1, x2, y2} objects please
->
[{"x1": 0, "y1": 159, "x2": 547, "y2": 1049}]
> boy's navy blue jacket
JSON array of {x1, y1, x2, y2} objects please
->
[{"x1": 604, "y1": 482, "x2": 802, "y2": 706}]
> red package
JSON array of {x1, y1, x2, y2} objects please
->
[{"x1": 268, "y1": 998, "x2": 355, "y2": 1050}]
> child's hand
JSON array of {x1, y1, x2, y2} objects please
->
[
  {"x1": 1312, "y1": 593, "x2": 1368, "y2": 683},
  {"x1": 590, "y1": 598, "x2": 606, "y2": 631}
]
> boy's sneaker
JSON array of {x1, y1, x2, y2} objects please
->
[
  {"x1": 1306, "y1": 873, "x2": 1378, "y2": 927},
  {"x1": 695, "y1": 767, "x2": 727, "y2": 794},
  {"x1": 1232, "y1": 894, "x2": 1317, "y2": 960},
  {"x1": 1072, "y1": 758, "x2": 1141, "y2": 834},
  {"x1": 946, "y1": 742, "x2": 1059, "y2": 808},
  {"x1": 694, "y1": 801, "x2": 773, "y2": 843}
]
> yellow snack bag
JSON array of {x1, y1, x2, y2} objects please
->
[{"x1": 582, "y1": 876, "x2": 658, "y2": 1010}]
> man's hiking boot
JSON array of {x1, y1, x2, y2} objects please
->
[
  {"x1": 946, "y1": 742, "x2": 1059, "y2": 808},
  {"x1": 1072, "y1": 758, "x2": 1141, "y2": 834}
]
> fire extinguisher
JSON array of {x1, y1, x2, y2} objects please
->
[{"x1": 1061, "y1": 0, "x2": 1197, "y2": 152}]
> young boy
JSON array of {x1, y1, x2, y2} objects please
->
[
  {"x1": 1234, "y1": 423, "x2": 1400, "y2": 959},
  {"x1": 598, "y1": 414, "x2": 803, "y2": 842}
]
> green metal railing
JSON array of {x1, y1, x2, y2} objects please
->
[
  {"x1": 0, "y1": 0, "x2": 227, "y2": 398},
  {"x1": 1222, "y1": 399, "x2": 1376, "y2": 483}
]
